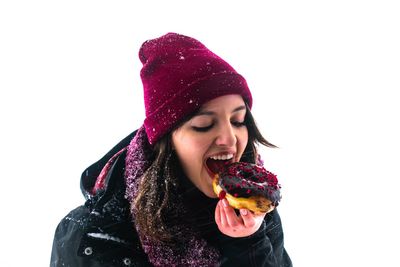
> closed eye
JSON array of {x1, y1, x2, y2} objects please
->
[
  {"x1": 231, "y1": 121, "x2": 246, "y2": 127},
  {"x1": 192, "y1": 125, "x2": 214, "y2": 132},
  {"x1": 192, "y1": 121, "x2": 245, "y2": 132}
]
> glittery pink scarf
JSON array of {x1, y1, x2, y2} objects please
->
[{"x1": 124, "y1": 126, "x2": 220, "y2": 266}]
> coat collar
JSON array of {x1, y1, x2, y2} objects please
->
[{"x1": 80, "y1": 130, "x2": 137, "y2": 200}]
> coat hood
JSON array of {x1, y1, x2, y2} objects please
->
[{"x1": 80, "y1": 131, "x2": 137, "y2": 200}]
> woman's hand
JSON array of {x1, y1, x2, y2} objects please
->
[{"x1": 215, "y1": 198, "x2": 268, "y2": 238}]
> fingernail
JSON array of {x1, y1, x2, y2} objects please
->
[
  {"x1": 240, "y1": 209, "x2": 248, "y2": 216},
  {"x1": 222, "y1": 199, "x2": 228, "y2": 208}
]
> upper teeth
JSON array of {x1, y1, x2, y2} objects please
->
[{"x1": 209, "y1": 154, "x2": 234, "y2": 160}]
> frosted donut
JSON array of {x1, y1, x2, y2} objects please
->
[{"x1": 212, "y1": 162, "x2": 281, "y2": 214}]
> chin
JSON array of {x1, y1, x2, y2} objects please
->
[{"x1": 202, "y1": 187, "x2": 218, "y2": 198}]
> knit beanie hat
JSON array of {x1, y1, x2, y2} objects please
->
[{"x1": 139, "y1": 32, "x2": 253, "y2": 145}]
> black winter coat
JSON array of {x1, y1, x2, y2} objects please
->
[{"x1": 50, "y1": 131, "x2": 292, "y2": 267}]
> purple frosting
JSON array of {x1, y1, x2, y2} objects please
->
[{"x1": 218, "y1": 162, "x2": 281, "y2": 205}]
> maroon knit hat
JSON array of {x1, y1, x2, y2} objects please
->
[{"x1": 139, "y1": 32, "x2": 253, "y2": 145}]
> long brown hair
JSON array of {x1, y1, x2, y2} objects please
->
[{"x1": 134, "y1": 105, "x2": 276, "y2": 243}]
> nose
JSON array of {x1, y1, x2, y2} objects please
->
[{"x1": 215, "y1": 122, "x2": 236, "y2": 147}]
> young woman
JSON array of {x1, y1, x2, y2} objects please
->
[{"x1": 51, "y1": 33, "x2": 292, "y2": 267}]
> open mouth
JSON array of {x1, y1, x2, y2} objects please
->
[{"x1": 205, "y1": 156, "x2": 234, "y2": 178}]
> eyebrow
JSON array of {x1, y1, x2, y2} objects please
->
[{"x1": 195, "y1": 105, "x2": 246, "y2": 116}]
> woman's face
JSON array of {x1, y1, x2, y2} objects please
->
[{"x1": 172, "y1": 94, "x2": 249, "y2": 198}]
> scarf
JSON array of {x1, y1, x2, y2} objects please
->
[{"x1": 124, "y1": 126, "x2": 220, "y2": 266}]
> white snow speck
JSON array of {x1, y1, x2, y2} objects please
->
[{"x1": 87, "y1": 233, "x2": 128, "y2": 244}]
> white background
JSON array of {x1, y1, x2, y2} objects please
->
[{"x1": 1, "y1": 1, "x2": 399, "y2": 266}]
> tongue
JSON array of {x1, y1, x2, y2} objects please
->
[{"x1": 206, "y1": 159, "x2": 229, "y2": 174}]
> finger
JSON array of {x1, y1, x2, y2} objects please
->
[
  {"x1": 240, "y1": 209, "x2": 255, "y2": 228},
  {"x1": 218, "y1": 200, "x2": 228, "y2": 227},
  {"x1": 222, "y1": 199, "x2": 240, "y2": 227},
  {"x1": 215, "y1": 201, "x2": 221, "y2": 225},
  {"x1": 253, "y1": 211, "x2": 268, "y2": 220}
]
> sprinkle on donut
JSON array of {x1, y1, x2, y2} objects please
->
[{"x1": 215, "y1": 162, "x2": 282, "y2": 210}]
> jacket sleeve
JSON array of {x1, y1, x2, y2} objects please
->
[
  {"x1": 218, "y1": 209, "x2": 292, "y2": 267},
  {"x1": 50, "y1": 205, "x2": 102, "y2": 267},
  {"x1": 264, "y1": 209, "x2": 292, "y2": 267}
]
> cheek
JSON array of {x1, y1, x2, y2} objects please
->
[
  {"x1": 238, "y1": 129, "x2": 249, "y2": 154},
  {"x1": 177, "y1": 137, "x2": 206, "y2": 157},
  {"x1": 172, "y1": 133, "x2": 208, "y2": 172}
]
